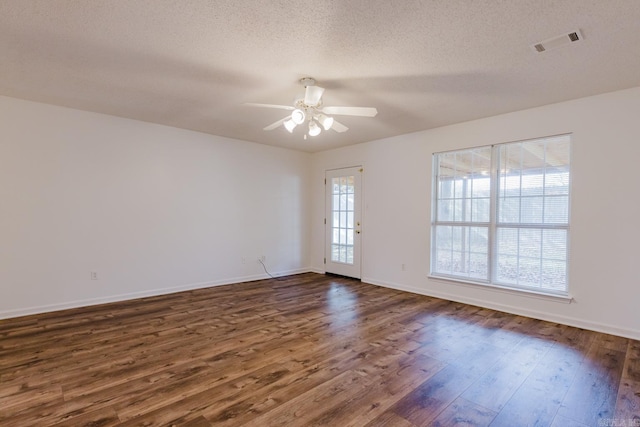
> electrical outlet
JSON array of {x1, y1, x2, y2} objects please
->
[
  {"x1": 401, "y1": 263, "x2": 406, "y2": 271},
  {"x1": 241, "y1": 257, "x2": 246, "y2": 264},
  {"x1": 91, "y1": 271, "x2": 98, "y2": 280}
]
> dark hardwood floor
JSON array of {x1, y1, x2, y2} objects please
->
[{"x1": 1, "y1": 272, "x2": 639, "y2": 426}]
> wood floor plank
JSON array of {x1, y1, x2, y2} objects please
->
[
  {"x1": 461, "y1": 310, "x2": 526, "y2": 350},
  {"x1": 364, "y1": 411, "x2": 416, "y2": 427},
  {"x1": 388, "y1": 342, "x2": 506, "y2": 426},
  {"x1": 177, "y1": 416, "x2": 212, "y2": 427},
  {"x1": 429, "y1": 397, "x2": 496, "y2": 427},
  {"x1": 117, "y1": 361, "x2": 291, "y2": 423},
  {"x1": 303, "y1": 352, "x2": 446, "y2": 427},
  {"x1": 614, "y1": 340, "x2": 640, "y2": 423},
  {"x1": 48, "y1": 406, "x2": 121, "y2": 427},
  {"x1": 200, "y1": 360, "x2": 344, "y2": 426},
  {"x1": 555, "y1": 333, "x2": 628, "y2": 426},
  {"x1": 1, "y1": 272, "x2": 638, "y2": 427},
  {"x1": 488, "y1": 329, "x2": 592, "y2": 427},
  {"x1": 550, "y1": 414, "x2": 591, "y2": 427},
  {"x1": 201, "y1": 345, "x2": 439, "y2": 426},
  {"x1": 245, "y1": 369, "x2": 373, "y2": 426},
  {"x1": 1, "y1": 384, "x2": 64, "y2": 419},
  {"x1": 460, "y1": 335, "x2": 555, "y2": 412}
]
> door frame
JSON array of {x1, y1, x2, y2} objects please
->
[{"x1": 324, "y1": 165, "x2": 364, "y2": 279}]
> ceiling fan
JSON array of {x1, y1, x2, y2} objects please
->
[{"x1": 244, "y1": 77, "x2": 377, "y2": 137}]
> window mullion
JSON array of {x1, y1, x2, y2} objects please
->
[
  {"x1": 489, "y1": 145, "x2": 499, "y2": 283},
  {"x1": 431, "y1": 154, "x2": 438, "y2": 273}
]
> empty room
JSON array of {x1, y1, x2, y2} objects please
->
[{"x1": 1, "y1": 1, "x2": 639, "y2": 426}]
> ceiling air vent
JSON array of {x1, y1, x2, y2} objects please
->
[
  {"x1": 531, "y1": 30, "x2": 583, "y2": 53},
  {"x1": 568, "y1": 31, "x2": 580, "y2": 42}
]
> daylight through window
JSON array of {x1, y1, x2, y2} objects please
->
[{"x1": 431, "y1": 134, "x2": 571, "y2": 295}]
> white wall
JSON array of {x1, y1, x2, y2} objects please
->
[
  {"x1": 0, "y1": 96, "x2": 311, "y2": 318},
  {"x1": 311, "y1": 86, "x2": 640, "y2": 340},
  {"x1": 4, "y1": 87, "x2": 639, "y2": 340}
]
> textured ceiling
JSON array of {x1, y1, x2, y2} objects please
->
[{"x1": 1, "y1": 1, "x2": 639, "y2": 152}]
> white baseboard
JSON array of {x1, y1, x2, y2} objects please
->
[
  {"x1": 7, "y1": 270, "x2": 637, "y2": 341},
  {"x1": 0, "y1": 267, "x2": 311, "y2": 320},
  {"x1": 362, "y1": 276, "x2": 640, "y2": 341}
]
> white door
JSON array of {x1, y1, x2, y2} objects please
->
[{"x1": 325, "y1": 167, "x2": 362, "y2": 279}]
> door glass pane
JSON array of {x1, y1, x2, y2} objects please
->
[{"x1": 330, "y1": 175, "x2": 356, "y2": 264}]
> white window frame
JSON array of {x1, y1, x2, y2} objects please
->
[{"x1": 430, "y1": 134, "x2": 571, "y2": 297}]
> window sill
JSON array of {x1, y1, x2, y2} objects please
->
[{"x1": 427, "y1": 275, "x2": 573, "y2": 304}]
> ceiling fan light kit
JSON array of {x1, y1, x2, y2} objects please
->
[
  {"x1": 245, "y1": 77, "x2": 377, "y2": 139},
  {"x1": 317, "y1": 114, "x2": 334, "y2": 130},
  {"x1": 291, "y1": 108, "x2": 306, "y2": 124},
  {"x1": 308, "y1": 120, "x2": 321, "y2": 136},
  {"x1": 283, "y1": 118, "x2": 296, "y2": 133}
]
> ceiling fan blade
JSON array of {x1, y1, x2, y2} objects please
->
[
  {"x1": 263, "y1": 117, "x2": 289, "y2": 131},
  {"x1": 244, "y1": 103, "x2": 294, "y2": 111},
  {"x1": 304, "y1": 86, "x2": 325, "y2": 106},
  {"x1": 330, "y1": 120, "x2": 349, "y2": 133},
  {"x1": 321, "y1": 106, "x2": 378, "y2": 117}
]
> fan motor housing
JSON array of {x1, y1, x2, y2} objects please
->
[{"x1": 299, "y1": 77, "x2": 316, "y2": 87}]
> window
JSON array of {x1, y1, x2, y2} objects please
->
[{"x1": 431, "y1": 135, "x2": 571, "y2": 295}]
